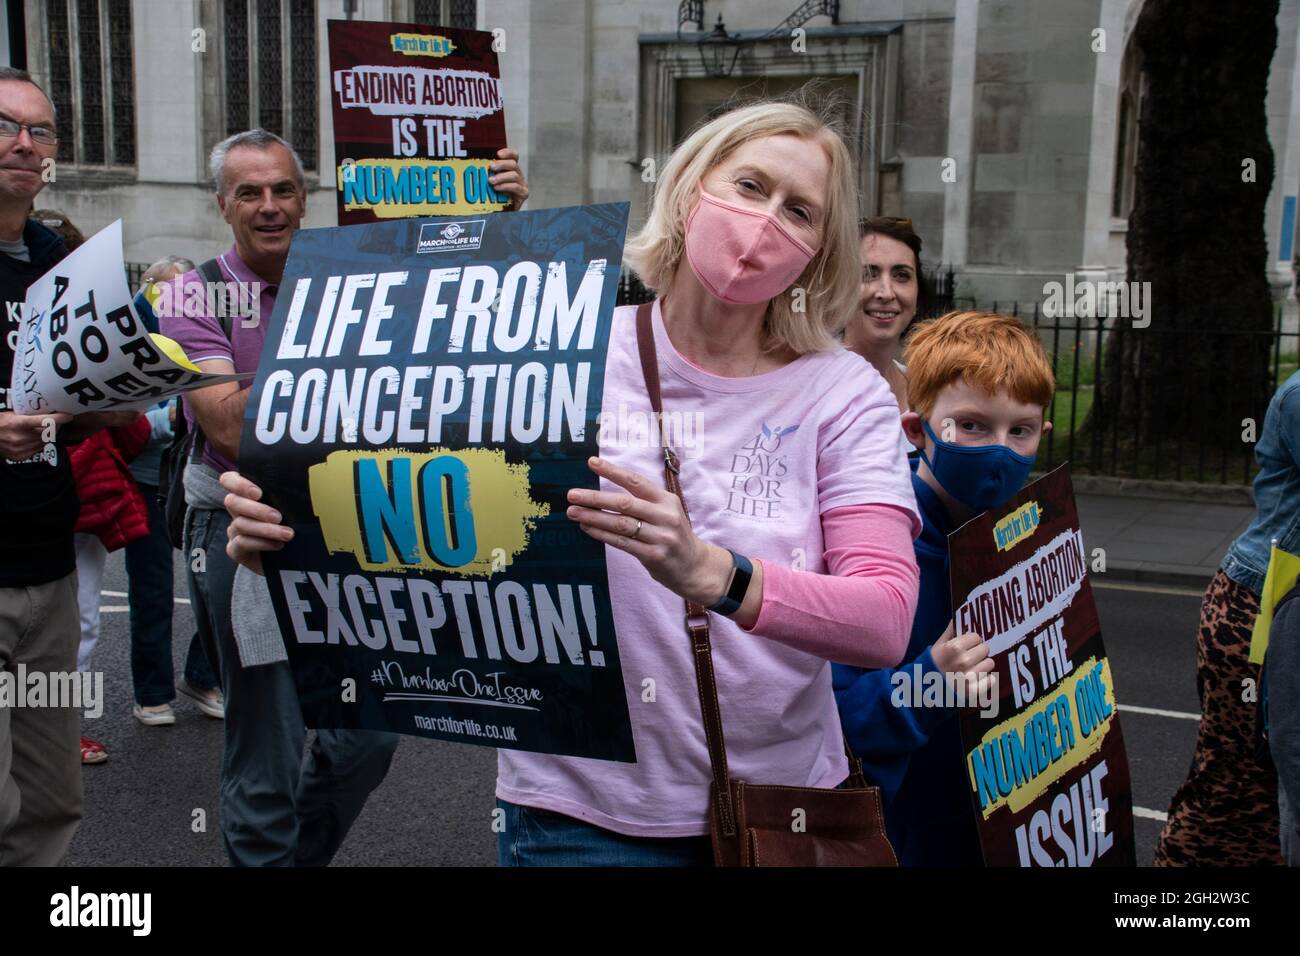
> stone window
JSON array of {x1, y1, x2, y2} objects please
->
[
  {"x1": 221, "y1": 0, "x2": 318, "y2": 171},
  {"x1": 45, "y1": 0, "x2": 136, "y2": 168},
  {"x1": 413, "y1": 0, "x2": 478, "y2": 29},
  {"x1": 1111, "y1": 37, "x2": 1144, "y2": 220}
]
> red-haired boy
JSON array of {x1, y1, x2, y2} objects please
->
[{"x1": 834, "y1": 311, "x2": 1056, "y2": 865}]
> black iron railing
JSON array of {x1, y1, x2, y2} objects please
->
[
  {"x1": 966, "y1": 299, "x2": 1298, "y2": 486},
  {"x1": 614, "y1": 271, "x2": 654, "y2": 306},
  {"x1": 125, "y1": 261, "x2": 148, "y2": 292}
]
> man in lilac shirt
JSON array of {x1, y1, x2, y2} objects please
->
[
  {"x1": 159, "y1": 130, "x2": 392, "y2": 867},
  {"x1": 162, "y1": 128, "x2": 529, "y2": 866}
]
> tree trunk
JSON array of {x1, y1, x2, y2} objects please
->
[{"x1": 1089, "y1": 0, "x2": 1278, "y2": 459}]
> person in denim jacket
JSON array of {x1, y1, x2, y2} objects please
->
[{"x1": 1155, "y1": 369, "x2": 1300, "y2": 866}]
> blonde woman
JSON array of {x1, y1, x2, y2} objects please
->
[{"x1": 220, "y1": 100, "x2": 922, "y2": 866}]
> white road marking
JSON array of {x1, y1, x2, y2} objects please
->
[
  {"x1": 98, "y1": 606, "x2": 129, "y2": 613},
  {"x1": 1118, "y1": 703, "x2": 1201, "y2": 721},
  {"x1": 101, "y1": 590, "x2": 189, "y2": 604},
  {"x1": 1133, "y1": 806, "x2": 1168, "y2": 822}
]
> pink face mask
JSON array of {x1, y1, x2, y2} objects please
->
[{"x1": 683, "y1": 186, "x2": 816, "y2": 305}]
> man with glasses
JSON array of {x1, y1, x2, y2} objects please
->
[{"x1": 0, "y1": 67, "x2": 137, "y2": 865}]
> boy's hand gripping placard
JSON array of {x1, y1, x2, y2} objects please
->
[
  {"x1": 949, "y1": 465, "x2": 1136, "y2": 866},
  {"x1": 239, "y1": 202, "x2": 635, "y2": 762}
]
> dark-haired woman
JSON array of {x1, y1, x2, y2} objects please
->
[{"x1": 844, "y1": 217, "x2": 928, "y2": 455}]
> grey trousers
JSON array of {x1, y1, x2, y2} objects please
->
[
  {"x1": 0, "y1": 572, "x2": 83, "y2": 866},
  {"x1": 187, "y1": 507, "x2": 399, "y2": 867}
]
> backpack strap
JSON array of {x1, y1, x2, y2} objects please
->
[
  {"x1": 186, "y1": 257, "x2": 236, "y2": 463},
  {"x1": 196, "y1": 257, "x2": 235, "y2": 340}
]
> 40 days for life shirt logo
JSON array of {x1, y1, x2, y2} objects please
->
[{"x1": 726, "y1": 422, "x2": 798, "y2": 518}]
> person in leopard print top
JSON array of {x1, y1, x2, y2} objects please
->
[{"x1": 1154, "y1": 369, "x2": 1300, "y2": 866}]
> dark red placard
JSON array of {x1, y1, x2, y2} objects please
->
[
  {"x1": 948, "y1": 465, "x2": 1136, "y2": 866},
  {"x1": 327, "y1": 20, "x2": 508, "y2": 225}
]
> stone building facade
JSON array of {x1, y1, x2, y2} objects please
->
[{"x1": 3, "y1": 0, "x2": 1300, "y2": 308}]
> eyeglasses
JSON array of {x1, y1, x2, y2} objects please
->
[{"x1": 0, "y1": 118, "x2": 58, "y2": 146}]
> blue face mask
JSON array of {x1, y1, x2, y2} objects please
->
[{"x1": 918, "y1": 420, "x2": 1035, "y2": 513}]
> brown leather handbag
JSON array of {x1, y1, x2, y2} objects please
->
[{"x1": 634, "y1": 301, "x2": 898, "y2": 867}]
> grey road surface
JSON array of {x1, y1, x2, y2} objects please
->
[{"x1": 64, "y1": 553, "x2": 1209, "y2": 867}]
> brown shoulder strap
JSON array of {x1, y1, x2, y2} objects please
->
[
  {"x1": 634, "y1": 300, "x2": 870, "y2": 808},
  {"x1": 635, "y1": 300, "x2": 737, "y2": 836}
]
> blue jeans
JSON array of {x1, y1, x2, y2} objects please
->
[
  {"x1": 188, "y1": 507, "x2": 400, "y2": 866},
  {"x1": 496, "y1": 800, "x2": 713, "y2": 867},
  {"x1": 125, "y1": 484, "x2": 216, "y2": 706},
  {"x1": 1282, "y1": 783, "x2": 1300, "y2": 867}
]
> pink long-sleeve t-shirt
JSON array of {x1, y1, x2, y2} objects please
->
[{"x1": 496, "y1": 300, "x2": 920, "y2": 837}]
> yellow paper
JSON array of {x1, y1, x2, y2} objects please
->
[
  {"x1": 1249, "y1": 544, "x2": 1300, "y2": 664},
  {"x1": 142, "y1": 279, "x2": 163, "y2": 310},
  {"x1": 149, "y1": 333, "x2": 202, "y2": 372}
]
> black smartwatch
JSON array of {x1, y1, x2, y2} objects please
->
[{"x1": 708, "y1": 550, "x2": 754, "y2": 617}]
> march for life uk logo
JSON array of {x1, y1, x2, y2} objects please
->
[
  {"x1": 417, "y1": 218, "x2": 486, "y2": 253},
  {"x1": 727, "y1": 422, "x2": 798, "y2": 518}
]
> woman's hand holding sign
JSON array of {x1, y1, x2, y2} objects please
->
[
  {"x1": 0, "y1": 409, "x2": 138, "y2": 457},
  {"x1": 567, "y1": 456, "x2": 760, "y2": 625},
  {"x1": 931, "y1": 621, "x2": 993, "y2": 675}
]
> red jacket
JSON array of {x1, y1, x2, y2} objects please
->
[{"x1": 71, "y1": 416, "x2": 151, "y2": 551}]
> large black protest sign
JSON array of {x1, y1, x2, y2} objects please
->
[{"x1": 239, "y1": 203, "x2": 635, "y2": 761}]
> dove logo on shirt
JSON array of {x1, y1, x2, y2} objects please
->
[{"x1": 726, "y1": 422, "x2": 798, "y2": 518}]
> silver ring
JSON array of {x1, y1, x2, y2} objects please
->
[{"x1": 631, "y1": 519, "x2": 643, "y2": 540}]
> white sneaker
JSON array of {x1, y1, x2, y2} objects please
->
[
  {"x1": 178, "y1": 679, "x2": 225, "y2": 719},
  {"x1": 133, "y1": 702, "x2": 176, "y2": 726}
]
